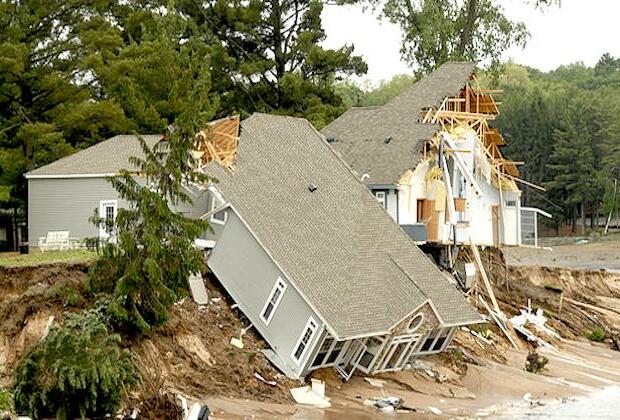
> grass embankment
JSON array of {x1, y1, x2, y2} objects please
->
[{"x1": 0, "y1": 250, "x2": 96, "y2": 268}]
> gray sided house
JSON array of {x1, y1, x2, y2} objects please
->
[
  {"x1": 24, "y1": 135, "x2": 213, "y2": 249},
  {"x1": 25, "y1": 112, "x2": 482, "y2": 381},
  {"x1": 200, "y1": 113, "x2": 482, "y2": 379}
]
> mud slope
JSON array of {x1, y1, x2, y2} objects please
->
[
  {"x1": 0, "y1": 262, "x2": 295, "y2": 412},
  {"x1": 0, "y1": 262, "x2": 90, "y2": 386}
]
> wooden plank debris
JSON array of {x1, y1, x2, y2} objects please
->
[{"x1": 194, "y1": 115, "x2": 240, "y2": 171}]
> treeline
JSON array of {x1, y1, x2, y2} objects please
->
[
  {"x1": 0, "y1": 0, "x2": 365, "y2": 234},
  {"x1": 496, "y1": 57, "x2": 620, "y2": 233}
]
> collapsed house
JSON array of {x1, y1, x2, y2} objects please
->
[
  {"x1": 24, "y1": 112, "x2": 482, "y2": 380},
  {"x1": 198, "y1": 113, "x2": 482, "y2": 379},
  {"x1": 322, "y1": 62, "x2": 551, "y2": 254}
]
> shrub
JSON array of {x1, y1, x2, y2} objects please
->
[
  {"x1": 13, "y1": 310, "x2": 139, "y2": 420},
  {"x1": 53, "y1": 286, "x2": 84, "y2": 307},
  {"x1": 525, "y1": 351, "x2": 549, "y2": 374},
  {"x1": 0, "y1": 389, "x2": 14, "y2": 415},
  {"x1": 586, "y1": 327, "x2": 606, "y2": 342}
]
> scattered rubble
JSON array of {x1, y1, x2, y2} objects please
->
[{"x1": 290, "y1": 379, "x2": 331, "y2": 408}]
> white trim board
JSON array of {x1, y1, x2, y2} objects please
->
[{"x1": 25, "y1": 173, "x2": 117, "y2": 179}]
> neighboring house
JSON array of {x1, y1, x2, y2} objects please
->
[
  {"x1": 322, "y1": 62, "x2": 551, "y2": 252},
  {"x1": 199, "y1": 113, "x2": 481, "y2": 380},
  {"x1": 24, "y1": 135, "x2": 212, "y2": 249},
  {"x1": 25, "y1": 112, "x2": 482, "y2": 381}
]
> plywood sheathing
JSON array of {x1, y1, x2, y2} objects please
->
[{"x1": 194, "y1": 115, "x2": 240, "y2": 171}]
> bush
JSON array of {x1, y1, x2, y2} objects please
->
[
  {"x1": 525, "y1": 351, "x2": 549, "y2": 374},
  {"x1": 13, "y1": 310, "x2": 139, "y2": 420},
  {"x1": 586, "y1": 327, "x2": 606, "y2": 342},
  {"x1": 0, "y1": 389, "x2": 14, "y2": 415},
  {"x1": 53, "y1": 286, "x2": 84, "y2": 307}
]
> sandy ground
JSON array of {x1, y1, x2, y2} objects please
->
[
  {"x1": 201, "y1": 339, "x2": 620, "y2": 418},
  {"x1": 504, "y1": 240, "x2": 620, "y2": 272}
]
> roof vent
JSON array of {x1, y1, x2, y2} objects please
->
[
  {"x1": 384, "y1": 136, "x2": 392, "y2": 144},
  {"x1": 326, "y1": 136, "x2": 337, "y2": 144},
  {"x1": 308, "y1": 183, "x2": 318, "y2": 192}
]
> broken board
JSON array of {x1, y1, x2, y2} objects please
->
[{"x1": 188, "y1": 273, "x2": 209, "y2": 305}]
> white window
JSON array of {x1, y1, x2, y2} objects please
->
[
  {"x1": 260, "y1": 278, "x2": 287, "y2": 325},
  {"x1": 374, "y1": 191, "x2": 386, "y2": 208},
  {"x1": 210, "y1": 194, "x2": 227, "y2": 225},
  {"x1": 292, "y1": 317, "x2": 318, "y2": 364},
  {"x1": 99, "y1": 200, "x2": 117, "y2": 239}
]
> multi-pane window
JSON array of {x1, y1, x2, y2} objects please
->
[
  {"x1": 260, "y1": 278, "x2": 286, "y2": 325},
  {"x1": 99, "y1": 200, "x2": 117, "y2": 239},
  {"x1": 292, "y1": 318, "x2": 317, "y2": 363},
  {"x1": 374, "y1": 191, "x2": 386, "y2": 209}
]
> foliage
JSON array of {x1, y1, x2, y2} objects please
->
[
  {"x1": 0, "y1": 389, "x2": 14, "y2": 415},
  {"x1": 586, "y1": 327, "x2": 606, "y2": 342},
  {"x1": 345, "y1": 0, "x2": 555, "y2": 74},
  {"x1": 160, "y1": 0, "x2": 367, "y2": 129},
  {"x1": 13, "y1": 310, "x2": 139, "y2": 420},
  {"x1": 494, "y1": 58, "x2": 620, "y2": 233},
  {"x1": 525, "y1": 351, "x2": 548, "y2": 374},
  {"x1": 87, "y1": 129, "x2": 210, "y2": 335},
  {"x1": 54, "y1": 286, "x2": 85, "y2": 307}
]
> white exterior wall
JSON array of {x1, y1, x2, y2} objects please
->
[
  {"x1": 386, "y1": 190, "x2": 398, "y2": 222},
  {"x1": 395, "y1": 131, "x2": 523, "y2": 247}
]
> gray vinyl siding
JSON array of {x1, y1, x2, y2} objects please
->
[
  {"x1": 207, "y1": 210, "x2": 324, "y2": 377},
  {"x1": 28, "y1": 177, "x2": 211, "y2": 249},
  {"x1": 28, "y1": 177, "x2": 125, "y2": 246}
]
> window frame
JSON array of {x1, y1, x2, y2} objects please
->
[
  {"x1": 374, "y1": 191, "x2": 387, "y2": 209},
  {"x1": 260, "y1": 277, "x2": 287, "y2": 325},
  {"x1": 291, "y1": 316, "x2": 318, "y2": 365},
  {"x1": 209, "y1": 193, "x2": 227, "y2": 225},
  {"x1": 98, "y1": 200, "x2": 118, "y2": 239}
]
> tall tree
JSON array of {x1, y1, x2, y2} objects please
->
[
  {"x1": 348, "y1": 0, "x2": 557, "y2": 75},
  {"x1": 167, "y1": 0, "x2": 367, "y2": 128},
  {"x1": 86, "y1": 12, "x2": 215, "y2": 335},
  {"x1": 0, "y1": 0, "x2": 130, "y2": 225}
]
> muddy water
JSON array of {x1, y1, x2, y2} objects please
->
[{"x1": 498, "y1": 386, "x2": 620, "y2": 419}]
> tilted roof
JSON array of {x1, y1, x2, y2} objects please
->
[
  {"x1": 322, "y1": 62, "x2": 476, "y2": 185},
  {"x1": 206, "y1": 113, "x2": 480, "y2": 339},
  {"x1": 25, "y1": 135, "x2": 162, "y2": 178}
]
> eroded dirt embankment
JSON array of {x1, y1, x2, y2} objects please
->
[{"x1": 0, "y1": 263, "x2": 295, "y2": 417}]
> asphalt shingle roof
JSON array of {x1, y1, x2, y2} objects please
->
[
  {"x1": 322, "y1": 62, "x2": 476, "y2": 184},
  {"x1": 206, "y1": 113, "x2": 481, "y2": 339},
  {"x1": 25, "y1": 135, "x2": 163, "y2": 177}
]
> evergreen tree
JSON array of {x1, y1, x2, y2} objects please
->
[
  {"x1": 167, "y1": 0, "x2": 368, "y2": 128},
  {"x1": 86, "y1": 14, "x2": 214, "y2": 335},
  {"x1": 13, "y1": 309, "x2": 139, "y2": 420}
]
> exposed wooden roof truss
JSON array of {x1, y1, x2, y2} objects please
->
[{"x1": 194, "y1": 115, "x2": 240, "y2": 171}]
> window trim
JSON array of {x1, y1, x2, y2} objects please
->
[
  {"x1": 209, "y1": 194, "x2": 227, "y2": 225},
  {"x1": 374, "y1": 191, "x2": 387, "y2": 209},
  {"x1": 98, "y1": 200, "x2": 118, "y2": 239},
  {"x1": 291, "y1": 316, "x2": 318, "y2": 365},
  {"x1": 260, "y1": 277, "x2": 287, "y2": 325}
]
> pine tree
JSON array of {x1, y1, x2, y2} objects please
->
[
  {"x1": 13, "y1": 309, "x2": 139, "y2": 420},
  {"x1": 86, "y1": 14, "x2": 215, "y2": 335}
]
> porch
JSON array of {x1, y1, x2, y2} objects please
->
[{"x1": 307, "y1": 326, "x2": 457, "y2": 381}]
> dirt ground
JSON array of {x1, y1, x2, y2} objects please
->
[
  {"x1": 3, "y1": 248, "x2": 620, "y2": 418},
  {"x1": 504, "y1": 240, "x2": 620, "y2": 272}
]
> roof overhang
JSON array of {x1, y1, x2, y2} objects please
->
[{"x1": 24, "y1": 173, "x2": 117, "y2": 180}]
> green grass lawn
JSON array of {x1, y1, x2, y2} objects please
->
[{"x1": 0, "y1": 249, "x2": 97, "y2": 268}]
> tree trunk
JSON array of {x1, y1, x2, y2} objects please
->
[
  {"x1": 581, "y1": 201, "x2": 587, "y2": 234},
  {"x1": 456, "y1": 0, "x2": 479, "y2": 57}
]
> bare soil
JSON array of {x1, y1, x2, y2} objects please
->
[{"x1": 3, "y1": 249, "x2": 620, "y2": 418}]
